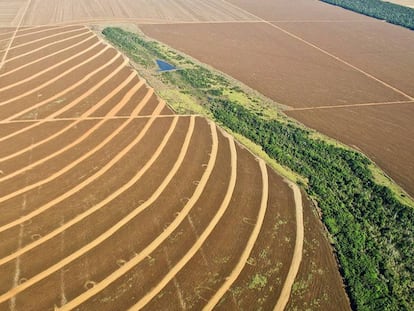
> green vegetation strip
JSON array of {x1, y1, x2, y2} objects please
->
[
  {"x1": 320, "y1": 0, "x2": 414, "y2": 30},
  {"x1": 103, "y1": 27, "x2": 414, "y2": 311}
]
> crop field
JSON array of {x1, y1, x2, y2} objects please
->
[
  {"x1": 19, "y1": 0, "x2": 257, "y2": 26},
  {"x1": 140, "y1": 1, "x2": 414, "y2": 197},
  {"x1": 0, "y1": 25, "x2": 351, "y2": 310}
]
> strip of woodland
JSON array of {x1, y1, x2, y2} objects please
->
[{"x1": 103, "y1": 27, "x2": 414, "y2": 311}]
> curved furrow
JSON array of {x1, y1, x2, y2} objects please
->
[
  {"x1": 0, "y1": 114, "x2": 195, "y2": 305},
  {"x1": 0, "y1": 27, "x2": 87, "y2": 54},
  {"x1": 0, "y1": 87, "x2": 160, "y2": 214},
  {"x1": 4, "y1": 30, "x2": 92, "y2": 64},
  {"x1": 203, "y1": 159, "x2": 269, "y2": 310},
  {"x1": 127, "y1": 131, "x2": 236, "y2": 310},
  {"x1": 0, "y1": 39, "x2": 101, "y2": 92},
  {"x1": 0, "y1": 54, "x2": 124, "y2": 144},
  {"x1": 0, "y1": 115, "x2": 178, "y2": 267},
  {"x1": 0, "y1": 73, "x2": 142, "y2": 182},
  {"x1": 0, "y1": 25, "x2": 78, "y2": 42},
  {"x1": 0, "y1": 43, "x2": 110, "y2": 108},
  {"x1": 0, "y1": 71, "x2": 138, "y2": 162},
  {"x1": 55, "y1": 116, "x2": 202, "y2": 311},
  {"x1": 273, "y1": 182, "x2": 304, "y2": 311},
  {"x1": 11, "y1": 26, "x2": 85, "y2": 47},
  {"x1": 0, "y1": 33, "x2": 96, "y2": 78}
]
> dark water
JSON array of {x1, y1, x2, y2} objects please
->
[{"x1": 156, "y1": 59, "x2": 176, "y2": 72}]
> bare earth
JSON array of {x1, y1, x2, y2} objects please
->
[
  {"x1": 0, "y1": 24, "x2": 332, "y2": 310},
  {"x1": 141, "y1": 0, "x2": 414, "y2": 197}
]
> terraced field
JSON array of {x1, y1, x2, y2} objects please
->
[{"x1": 0, "y1": 25, "x2": 348, "y2": 310}]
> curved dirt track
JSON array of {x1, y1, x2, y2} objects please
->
[{"x1": 0, "y1": 25, "x2": 304, "y2": 310}]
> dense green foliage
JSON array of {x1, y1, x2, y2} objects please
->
[
  {"x1": 321, "y1": 0, "x2": 414, "y2": 30},
  {"x1": 103, "y1": 27, "x2": 414, "y2": 310}
]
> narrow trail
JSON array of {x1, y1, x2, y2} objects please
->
[
  {"x1": 58, "y1": 118, "x2": 214, "y2": 311},
  {"x1": 4, "y1": 30, "x2": 90, "y2": 64},
  {"x1": 0, "y1": 44, "x2": 111, "y2": 108},
  {"x1": 0, "y1": 0, "x2": 32, "y2": 71},
  {"x1": 220, "y1": 0, "x2": 414, "y2": 101},
  {"x1": 273, "y1": 182, "x2": 304, "y2": 311},
  {"x1": 0, "y1": 115, "x2": 178, "y2": 267},
  {"x1": 129, "y1": 132, "x2": 237, "y2": 310},
  {"x1": 0, "y1": 74, "x2": 141, "y2": 182},
  {"x1": 0, "y1": 39, "x2": 101, "y2": 92},
  {"x1": 0, "y1": 93, "x2": 163, "y2": 233},
  {"x1": 0, "y1": 33, "x2": 96, "y2": 78},
  {"x1": 203, "y1": 157, "x2": 269, "y2": 310},
  {"x1": 0, "y1": 54, "x2": 124, "y2": 142},
  {"x1": 285, "y1": 100, "x2": 414, "y2": 111}
]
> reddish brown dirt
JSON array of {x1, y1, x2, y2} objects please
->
[
  {"x1": 287, "y1": 103, "x2": 414, "y2": 196},
  {"x1": 141, "y1": 22, "x2": 406, "y2": 108},
  {"x1": 274, "y1": 21, "x2": 414, "y2": 99},
  {"x1": 0, "y1": 24, "x2": 341, "y2": 310},
  {"x1": 226, "y1": 0, "x2": 368, "y2": 21}
]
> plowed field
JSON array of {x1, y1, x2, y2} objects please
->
[
  {"x1": 0, "y1": 25, "x2": 349, "y2": 310},
  {"x1": 140, "y1": 1, "x2": 414, "y2": 197}
]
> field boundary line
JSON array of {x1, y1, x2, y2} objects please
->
[
  {"x1": 273, "y1": 182, "x2": 304, "y2": 311},
  {"x1": 0, "y1": 33, "x2": 96, "y2": 78},
  {"x1": 0, "y1": 0, "x2": 32, "y2": 71},
  {"x1": 0, "y1": 44, "x2": 110, "y2": 108},
  {"x1": 0, "y1": 54, "x2": 123, "y2": 144},
  {"x1": 0, "y1": 73, "x2": 141, "y2": 180},
  {"x1": 0, "y1": 55, "x2": 123, "y2": 149},
  {"x1": 285, "y1": 100, "x2": 414, "y2": 111},
  {"x1": 0, "y1": 39, "x2": 101, "y2": 92},
  {"x1": 0, "y1": 115, "x2": 178, "y2": 267},
  {"x1": 0, "y1": 27, "x2": 87, "y2": 54},
  {"x1": 0, "y1": 54, "x2": 124, "y2": 143},
  {"x1": 203, "y1": 158, "x2": 269, "y2": 310},
  {"x1": 128, "y1": 131, "x2": 236, "y2": 310},
  {"x1": 0, "y1": 104, "x2": 173, "y2": 304},
  {"x1": 4, "y1": 30, "x2": 91, "y2": 64},
  {"x1": 58, "y1": 118, "x2": 218, "y2": 310},
  {"x1": 0, "y1": 25, "x2": 82, "y2": 44},
  {"x1": 0, "y1": 87, "x2": 159, "y2": 225},
  {"x1": 220, "y1": 0, "x2": 414, "y2": 101}
]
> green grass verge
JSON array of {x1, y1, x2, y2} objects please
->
[{"x1": 102, "y1": 27, "x2": 414, "y2": 311}]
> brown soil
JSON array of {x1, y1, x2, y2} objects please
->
[
  {"x1": 22, "y1": 0, "x2": 256, "y2": 26},
  {"x1": 287, "y1": 102, "x2": 414, "y2": 196},
  {"x1": 0, "y1": 23, "x2": 346, "y2": 310},
  {"x1": 141, "y1": 22, "x2": 406, "y2": 108}
]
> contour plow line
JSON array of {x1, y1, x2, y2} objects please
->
[
  {"x1": 0, "y1": 25, "x2": 83, "y2": 42},
  {"x1": 0, "y1": 115, "x2": 196, "y2": 304},
  {"x1": 0, "y1": 39, "x2": 102, "y2": 92},
  {"x1": 0, "y1": 52, "x2": 124, "y2": 141},
  {"x1": 0, "y1": 32, "x2": 96, "y2": 78},
  {"x1": 0, "y1": 91, "x2": 162, "y2": 225},
  {"x1": 0, "y1": 115, "x2": 178, "y2": 267},
  {"x1": 58, "y1": 117, "x2": 212, "y2": 310},
  {"x1": 203, "y1": 158, "x2": 269, "y2": 310},
  {"x1": 128, "y1": 133, "x2": 236, "y2": 310},
  {"x1": 0, "y1": 43, "x2": 111, "y2": 107},
  {"x1": 4, "y1": 30, "x2": 92, "y2": 64},
  {"x1": 0, "y1": 26, "x2": 87, "y2": 55},
  {"x1": 273, "y1": 182, "x2": 304, "y2": 311},
  {"x1": 0, "y1": 73, "x2": 142, "y2": 181}
]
